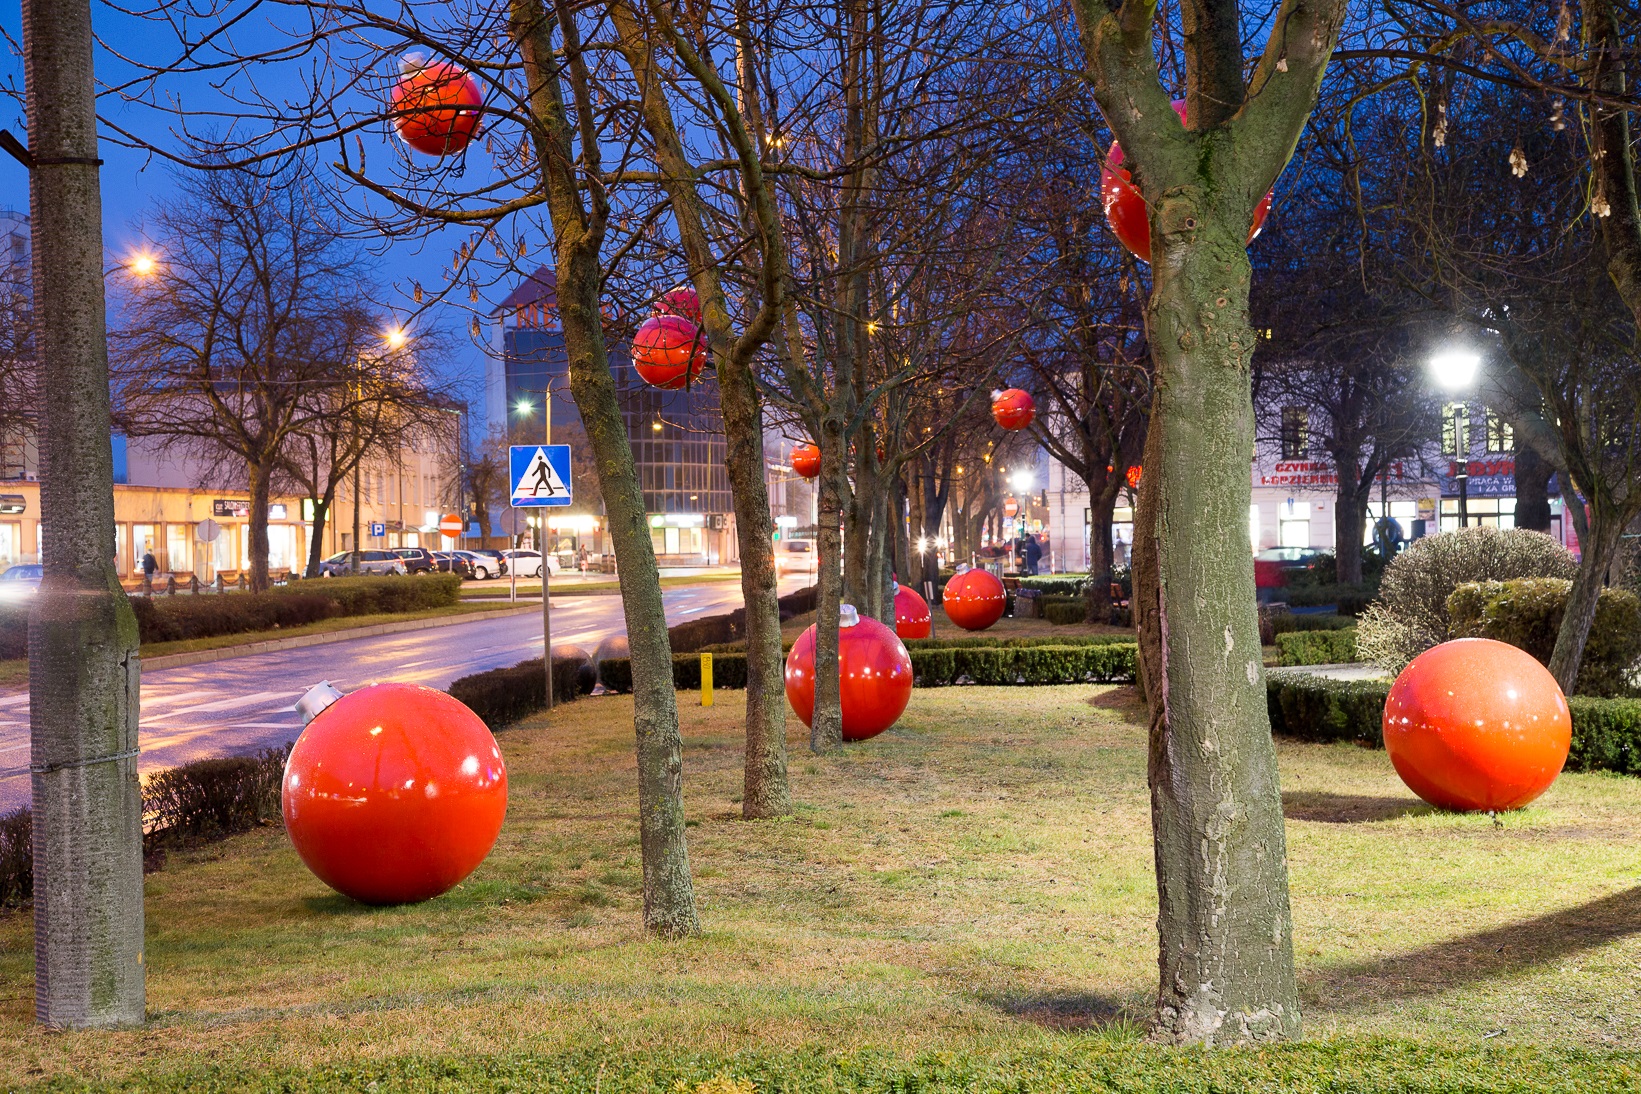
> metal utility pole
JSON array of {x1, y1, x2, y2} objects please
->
[
  {"x1": 21, "y1": 0, "x2": 145, "y2": 1026},
  {"x1": 541, "y1": 388, "x2": 553, "y2": 712}
]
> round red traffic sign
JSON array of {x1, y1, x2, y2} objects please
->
[
  {"x1": 1003, "y1": 497, "x2": 1019, "y2": 519},
  {"x1": 439, "y1": 513, "x2": 463, "y2": 539}
]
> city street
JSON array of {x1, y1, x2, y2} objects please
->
[{"x1": 0, "y1": 574, "x2": 809, "y2": 813}]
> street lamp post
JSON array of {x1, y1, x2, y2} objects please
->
[{"x1": 1428, "y1": 349, "x2": 1481, "y2": 533}]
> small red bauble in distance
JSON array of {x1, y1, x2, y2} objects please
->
[
  {"x1": 654, "y1": 284, "x2": 703, "y2": 326},
  {"x1": 391, "y1": 53, "x2": 484, "y2": 157},
  {"x1": 785, "y1": 607, "x2": 914, "y2": 741},
  {"x1": 991, "y1": 389, "x2": 1036, "y2": 431},
  {"x1": 1101, "y1": 100, "x2": 1273, "y2": 263},
  {"x1": 942, "y1": 565, "x2": 1006, "y2": 631},
  {"x1": 791, "y1": 442, "x2": 821, "y2": 479},
  {"x1": 1126, "y1": 464, "x2": 1142, "y2": 490},
  {"x1": 1382, "y1": 638, "x2": 1571, "y2": 812},
  {"x1": 631, "y1": 314, "x2": 706, "y2": 389},
  {"x1": 894, "y1": 583, "x2": 931, "y2": 640},
  {"x1": 282, "y1": 683, "x2": 508, "y2": 904}
]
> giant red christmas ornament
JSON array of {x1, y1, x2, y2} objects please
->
[
  {"x1": 632, "y1": 314, "x2": 706, "y2": 389},
  {"x1": 282, "y1": 682, "x2": 508, "y2": 904},
  {"x1": 654, "y1": 284, "x2": 703, "y2": 326},
  {"x1": 391, "y1": 53, "x2": 484, "y2": 157},
  {"x1": 791, "y1": 442, "x2": 822, "y2": 479},
  {"x1": 991, "y1": 389, "x2": 1036, "y2": 431},
  {"x1": 894, "y1": 582, "x2": 931, "y2": 640},
  {"x1": 942, "y1": 564, "x2": 1006, "y2": 631},
  {"x1": 1382, "y1": 638, "x2": 1572, "y2": 812},
  {"x1": 1102, "y1": 100, "x2": 1273, "y2": 262},
  {"x1": 785, "y1": 606, "x2": 914, "y2": 741}
]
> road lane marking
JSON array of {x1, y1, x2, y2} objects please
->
[{"x1": 163, "y1": 690, "x2": 299, "y2": 718}]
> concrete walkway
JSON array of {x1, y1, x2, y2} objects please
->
[{"x1": 1268, "y1": 662, "x2": 1389, "y2": 682}]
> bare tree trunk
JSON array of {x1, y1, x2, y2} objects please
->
[
  {"x1": 811, "y1": 417, "x2": 846, "y2": 752},
  {"x1": 1086, "y1": 487, "x2": 1117, "y2": 624},
  {"x1": 1548, "y1": 509, "x2": 1621, "y2": 693},
  {"x1": 1514, "y1": 443, "x2": 1554, "y2": 533},
  {"x1": 24, "y1": 0, "x2": 145, "y2": 1027},
  {"x1": 304, "y1": 495, "x2": 330, "y2": 578},
  {"x1": 247, "y1": 457, "x2": 273, "y2": 591},
  {"x1": 1333, "y1": 476, "x2": 1368, "y2": 585}
]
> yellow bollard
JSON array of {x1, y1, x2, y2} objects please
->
[{"x1": 701, "y1": 652, "x2": 714, "y2": 707}]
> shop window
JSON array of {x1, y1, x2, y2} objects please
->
[
  {"x1": 0, "y1": 522, "x2": 16, "y2": 567},
  {"x1": 166, "y1": 524, "x2": 189, "y2": 573},
  {"x1": 114, "y1": 524, "x2": 128, "y2": 575},
  {"x1": 133, "y1": 524, "x2": 157, "y2": 568},
  {"x1": 1280, "y1": 407, "x2": 1308, "y2": 459},
  {"x1": 1486, "y1": 411, "x2": 1514, "y2": 453},
  {"x1": 1278, "y1": 500, "x2": 1310, "y2": 548}
]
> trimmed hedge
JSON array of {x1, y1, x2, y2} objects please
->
[
  {"x1": 0, "y1": 604, "x2": 22, "y2": 660},
  {"x1": 1281, "y1": 582, "x2": 1375, "y2": 615},
  {"x1": 902, "y1": 634, "x2": 1136, "y2": 650},
  {"x1": 1267, "y1": 671, "x2": 1641, "y2": 777},
  {"x1": 1043, "y1": 599, "x2": 1087, "y2": 625},
  {"x1": 599, "y1": 642, "x2": 1139, "y2": 694},
  {"x1": 0, "y1": 807, "x2": 28, "y2": 909},
  {"x1": 1276, "y1": 628, "x2": 1358, "y2": 667},
  {"x1": 291, "y1": 573, "x2": 462, "y2": 615},
  {"x1": 1447, "y1": 578, "x2": 1641, "y2": 698},
  {"x1": 447, "y1": 654, "x2": 595, "y2": 730},
  {"x1": 1270, "y1": 612, "x2": 1356, "y2": 635}
]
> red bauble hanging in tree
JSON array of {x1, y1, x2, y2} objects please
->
[
  {"x1": 632, "y1": 314, "x2": 706, "y2": 389},
  {"x1": 942, "y1": 564, "x2": 1006, "y2": 631},
  {"x1": 391, "y1": 53, "x2": 484, "y2": 157},
  {"x1": 1382, "y1": 639, "x2": 1572, "y2": 812},
  {"x1": 1101, "y1": 100, "x2": 1273, "y2": 263},
  {"x1": 654, "y1": 284, "x2": 703, "y2": 326},
  {"x1": 893, "y1": 582, "x2": 931, "y2": 640},
  {"x1": 784, "y1": 606, "x2": 914, "y2": 741},
  {"x1": 282, "y1": 682, "x2": 508, "y2": 904},
  {"x1": 991, "y1": 389, "x2": 1036, "y2": 431},
  {"x1": 791, "y1": 442, "x2": 822, "y2": 479}
]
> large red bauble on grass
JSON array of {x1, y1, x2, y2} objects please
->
[
  {"x1": 632, "y1": 314, "x2": 706, "y2": 389},
  {"x1": 1102, "y1": 100, "x2": 1273, "y2": 263},
  {"x1": 654, "y1": 284, "x2": 703, "y2": 325},
  {"x1": 894, "y1": 583, "x2": 931, "y2": 640},
  {"x1": 991, "y1": 388, "x2": 1036, "y2": 431},
  {"x1": 391, "y1": 53, "x2": 484, "y2": 157},
  {"x1": 785, "y1": 607, "x2": 914, "y2": 741},
  {"x1": 1382, "y1": 638, "x2": 1571, "y2": 813},
  {"x1": 791, "y1": 442, "x2": 822, "y2": 479},
  {"x1": 942, "y1": 565, "x2": 1006, "y2": 631},
  {"x1": 282, "y1": 683, "x2": 508, "y2": 904}
]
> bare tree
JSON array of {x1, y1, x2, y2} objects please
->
[
  {"x1": 24, "y1": 0, "x2": 145, "y2": 1027},
  {"x1": 113, "y1": 163, "x2": 395, "y2": 592},
  {"x1": 0, "y1": 256, "x2": 34, "y2": 461}
]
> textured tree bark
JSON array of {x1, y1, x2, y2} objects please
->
[
  {"x1": 512, "y1": 0, "x2": 697, "y2": 936},
  {"x1": 24, "y1": 0, "x2": 146, "y2": 1027},
  {"x1": 304, "y1": 496, "x2": 332, "y2": 578},
  {"x1": 246, "y1": 458, "x2": 274, "y2": 590},
  {"x1": 1548, "y1": 509, "x2": 1621, "y2": 694},
  {"x1": 1332, "y1": 468, "x2": 1368, "y2": 585},
  {"x1": 1086, "y1": 488, "x2": 1117, "y2": 624},
  {"x1": 1512, "y1": 443, "x2": 1554, "y2": 533},
  {"x1": 810, "y1": 418, "x2": 847, "y2": 752}
]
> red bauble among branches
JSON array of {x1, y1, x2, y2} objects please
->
[
  {"x1": 631, "y1": 314, "x2": 707, "y2": 389},
  {"x1": 791, "y1": 441, "x2": 821, "y2": 479},
  {"x1": 784, "y1": 609, "x2": 914, "y2": 741},
  {"x1": 991, "y1": 388, "x2": 1036, "y2": 430},
  {"x1": 391, "y1": 53, "x2": 484, "y2": 157}
]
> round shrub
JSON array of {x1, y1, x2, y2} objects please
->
[
  {"x1": 1356, "y1": 527, "x2": 1576, "y2": 675},
  {"x1": 1448, "y1": 578, "x2": 1641, "y2": 697}
]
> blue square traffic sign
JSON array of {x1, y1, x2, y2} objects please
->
[{"x1": 510, "y1": 444, "x2": 574, "y2": 508}]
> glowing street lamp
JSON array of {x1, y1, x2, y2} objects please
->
[
  {"x1": 1428, "y1": 348, "x2": 1482, "y2": 529},
  {"x1": 127, "y1": 252, "x2": 158, "y2": 278},
  {"x1": 384, "y1": 325, "x2": 409, "y2": 350}
]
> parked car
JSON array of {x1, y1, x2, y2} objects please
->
[
  {"x1": 451, "y1": 550, "x2": 503, "y2": 580},
  {"x1": 430, "y1": 551, "x2": 467, "y2": 576},
  {"x1": 500, "y1": 549, "x2": 561, "y2": 578},
  {"x1": 775, "y1": 539, "x2": 815, "y2": 573},
  {"x1": 317, "y1": 550, "x2": 407, "y2": 577},
  {"x1": 470, "y1": 549, "x2": 511, "y2": 577},
  {"x1": 1253, "y1": 546, "x2": 1324, "y2": 597},
  {"x1": 0, "y1": 563, "x2": 42, "y2": 602},
  {"x1": 392, "y1": 547, "x2": 437, "y2": 575}
]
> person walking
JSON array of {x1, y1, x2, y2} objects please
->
[
  {"x1": 1022, "y1": 533, "x2": 1043, "y2": 576},
  {"x1": 140, "y1": 549, "x2": 157, "y2": 578}
]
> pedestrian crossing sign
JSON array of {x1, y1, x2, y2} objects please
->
[{"x1": 510, "y1": 444, "x2": 574, "y2": 507}]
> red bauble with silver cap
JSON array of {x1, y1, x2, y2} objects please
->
[
  {"x1": 653, "y1": 284, "x2": 703, "y2": 326},
  {"x1": 631, "y1": 314, "x2": 707, "y2": 389},
  {"x1": 391, "y1": 52, "x2": 484, "y2": 157},
  {"x1": 942, "y1": 564, "x2": 1006, "y2": 631},
  {"x1": 791, "y1": 442, "x2": 822, "y2": 479},
  {"x1": 893, "y1": 582, "x2": 931, "y2": 640},
  {"x1": 1101, "y1": 99, "x2": 1273, "y2": 263},
  {"x1": 282, "y1": 681, "x2": 507, "y2": 904},
  {"x1": 991, "y1": 389, "x2": 1036, "y2": 431},
  {"x1": 784, "y1": 604, "x2": 914, "y2": 741}
]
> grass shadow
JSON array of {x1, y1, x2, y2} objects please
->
[
  {"x1": 982, "y1": 990, "x2": 1136, "y2": 1032},
  {"x1": 1306, "y1": 885, "x2": 1641, "y2": 1010},
  {"x1": 1282, "y1": 792, "x2": 1433, "y2": 824}
]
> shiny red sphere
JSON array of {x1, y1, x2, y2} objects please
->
[
  {"x1": 1382, "y1": 639, "x2": 1572, "y2": 812},
  {"x1": 632, "y1": 314, "x2": 706, "y2": 389},
  {"x1": 1102, "y1": 99, "x2": 1273, "y2": 263},
  {"x1": 791, "y1": 442, "x2": 822, "y2": 479},
  {"x1": 942, "y1": 567, "x2": 1006, "y2": 631},
  {"x1": 785, "y1": 612, "x2": 914, "y2": 741},
  {"x1": 282, "y1": 683, "x2": 508, "y2": 904},
  {"x1": 391, "y1": 56, "x2": 484, "y2": 157},
  {"x1": 894, "y1": 584, "x2": 931, "y2": 640},
  {"x1": 991, "y1": 389, "x2": 1036, "y2": 431},
  {"x1": 654, "y1": 284, "x2": 703, "y2": 325}
]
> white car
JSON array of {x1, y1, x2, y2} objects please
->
[
  {"x1": 501, "y1": 549, "x2": 561, "y2": 578},
  {"x1": 0, "y1": 563, "x2": 42, "y2": 602},
  {"x1": 775, "y1": 539, "x2": 815, "y2": 573}
]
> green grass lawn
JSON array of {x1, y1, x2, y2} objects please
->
[
  {"x1": 2, "y1": 685, "x2": 1638, "y2": 1090},
  {"x1": 0, "y1": 601, "x2": 526, "y2": 691}
]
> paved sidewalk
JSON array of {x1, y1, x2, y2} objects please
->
[{"x1": 1268, "y1": 662, "x2": 1389, "y2": 682}]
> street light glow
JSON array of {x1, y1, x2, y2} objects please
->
[
  {"x1": 1428, "y1": 348, "x2": 1480, "y2": 390},
  {"x1": 384, "y1": 325, "x2": 408, "y2": 350},
  {"x1": 1012, "y1": 470, "x2": 1034, "y2": 493},
  {"x1": 515, "y1": 398, "x2": 534, "y2": 417},
  {"x1": 128, "y1": 252, "x2": 157, "y2": 277}
]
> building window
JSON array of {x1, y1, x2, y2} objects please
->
[
  {"x1": 1442, "y1": 402, "x2": 1470, "y2": 456},
  {"x1": 1485, "y1": 410, "x2": 1514, "y2": 453},
  {"x1": 1278, "y1": 500, "x2": 1310, "y2": 548},
  {"x1": 1280, "y1": 406, "x2": 1308, "y2": 459}
]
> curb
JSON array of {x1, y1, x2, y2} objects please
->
[{"x1": 139, "y1": 605, "x2": 543, "y2": 672}]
